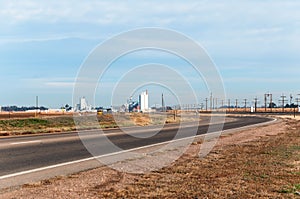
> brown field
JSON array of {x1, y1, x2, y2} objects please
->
[
  {"x1": 0, "y1": 111, "x2": 73, "y2": 119},
  {"x1": 0, "y1": 112, "x2": 183, "y2": 137}
]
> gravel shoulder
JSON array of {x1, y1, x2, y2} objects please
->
[{"x1": 1, "y1": 116, "x2": 299, "y2": 198}]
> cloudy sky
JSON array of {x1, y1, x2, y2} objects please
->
[{"x1": 0, "y1": 1, "x2": 299, "y2": 108}]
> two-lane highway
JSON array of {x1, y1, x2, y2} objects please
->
[{"x1": 0, "y1": 116, "x2": 272, "y2": 179}]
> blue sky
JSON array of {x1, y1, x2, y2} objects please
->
[{"x1": 0, "y1": 1, "x2": 299, "y2": 108}]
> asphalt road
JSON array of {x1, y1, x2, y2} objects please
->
[{"x1": 0, "y1": 116, "x2": 272, "y2": 177}]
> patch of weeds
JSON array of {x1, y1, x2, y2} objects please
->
[
  {"x1": 266, "y1": 145, "x2": 295, "y2": 160},
  {"x1": 289, "y1": 145, "x2": 300, "y2": 152},
  {"x1": 0, "y1": 118, "x2": 49, "y2": 129},
  {"x1": 278, "y1": 188, "x2": 292, "y2": 194},
  {"x1": 278, "y1": 184, "x2": 300, "y2": 194},
  {"x1": 292, "y1": 172, "x2": 300, "y2": 175}
]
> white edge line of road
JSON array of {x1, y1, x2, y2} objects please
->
[
  {"x1": 222, "y1": 117, "x2": 278, "y2": 135},
  {"x1": 0, "y1": 117, "x2": 277, "y2": 180},
  {"x1": 10, "y1": 140, "x2": 42, "y2": 145}
]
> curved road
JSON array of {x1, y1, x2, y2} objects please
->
[
  {"x1": 0, "y1": 117, "x2": 271, "y2": 188},
  {"x1": 0, "y1": 116, "x2": 272, "y2": 179}
]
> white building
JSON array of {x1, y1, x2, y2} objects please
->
[
  {"x1": 76, "y1": 97, "x2": 92, "y2": 111},
  {"x1": 139, "y1": 90, "x2": 149, "y2": 112}
]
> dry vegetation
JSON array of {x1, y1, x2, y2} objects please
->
[
  {"x1": 1, "y1": 117, "x2": 299, "y2": 198},
  {"x1": 0, "y1": 117, "x2": 76, "y2": 136},
  {"x1": 0, "y1": 113, "x2": 182, "y2": 136}
]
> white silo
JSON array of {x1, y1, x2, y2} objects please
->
[{"x1": 139, "y1": 90, "x2": 149, "y2": 112}]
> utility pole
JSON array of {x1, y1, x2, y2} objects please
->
[
  {"x1": 264, "y1": 94, "x2": 267, "y2": 112},
  {"x1": 244, "y1": 99, "x2": 247, "y2": 112},
  {"x1": 210, "y1": 92, "x2": 213, "y2": 111},
  {"x1": 279, "y1": 94, "x2": 287, "y2": 112},
  {"x1": 270, "y1": 94, "x2": 273, "y2": 113},
  {"x1": 290, "y1": 94, "x2": 293, "y2": 116},
  {"x1": 264, "y1": 93, "x2": 272, "y2": 112},
  {"x1": 161, "y1": 93, "x2": 165, "y2": 112},
  {"x1": 254, "y1": 97, "x2": 258, "y2": 112}
]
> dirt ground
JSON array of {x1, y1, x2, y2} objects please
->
[{"x1": 1, "y1": 116, "x2": 299, "y2": 198}]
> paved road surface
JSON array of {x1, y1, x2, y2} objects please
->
[{"x1": 0, "y1": 116, "x2": 272, "y2": 178}]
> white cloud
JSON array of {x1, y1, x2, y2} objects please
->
[
  {"x1": 45, "y1": 82, "x2": 74, "y2": 88},
  {"x1": 22, "y1": 77, "x2": 75, "y2": 89},
  {"x1": 0, "y1": 1, "x2": 299, "y2": 27},
  {"x1": 1, "y1": 0, "x2": 300, "y2": 44}
]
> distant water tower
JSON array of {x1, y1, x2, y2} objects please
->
[{"x1": 139, "y1": 90, "x2": 149, "y2": 112}]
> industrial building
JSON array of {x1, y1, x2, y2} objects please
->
[
  {"x1": 75, "y1": 97, "x2": 92, "y2": 112},
  {"x1": 139, "y1": 90, "x2": 149, "y2": 112}
]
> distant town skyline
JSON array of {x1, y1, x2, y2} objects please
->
[{"x1": 0, "y1": 1, "x2": 299, "y2": 108}]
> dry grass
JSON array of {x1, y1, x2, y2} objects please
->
[
  {"x1": 0, "y1": 112, "x2": 73, "y2": 119},
  {"x1": 0, "y1": 113, "x2": 182, "y2": 136},
  {"x1": 97, "y1": 119, "x2": 300, "y2": 198},
  {"x1": 0, "y1": 117, "x2": 77, "y2": 136}
]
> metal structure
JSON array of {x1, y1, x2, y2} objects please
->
[
  {"x1": 279, "y1": 94, "x2": 287, "y2": 112},
  {"x1": 264, "y1": 93, "x2": 273, "y2": 112},
  {"x1": 253, "y1": 97, "x2": 258, "y2": 112},
  {"x1": 205, "y1": 98, "x2": 208, "y2": 111}
]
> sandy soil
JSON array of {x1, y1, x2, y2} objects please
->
[
  {"x1": 1, "y1": 117, "x2": 299, "y2": 198},
  {"x1": 275, "y1": 115, "x2": 300, "y2": 121}
]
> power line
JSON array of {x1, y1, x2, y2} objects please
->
[
  {"x1": 279, "y1": 94, "x2": 287, "y2": 112},
  {"x1": 264, "y1": 93, "x2": 273, "y2": 112}
]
